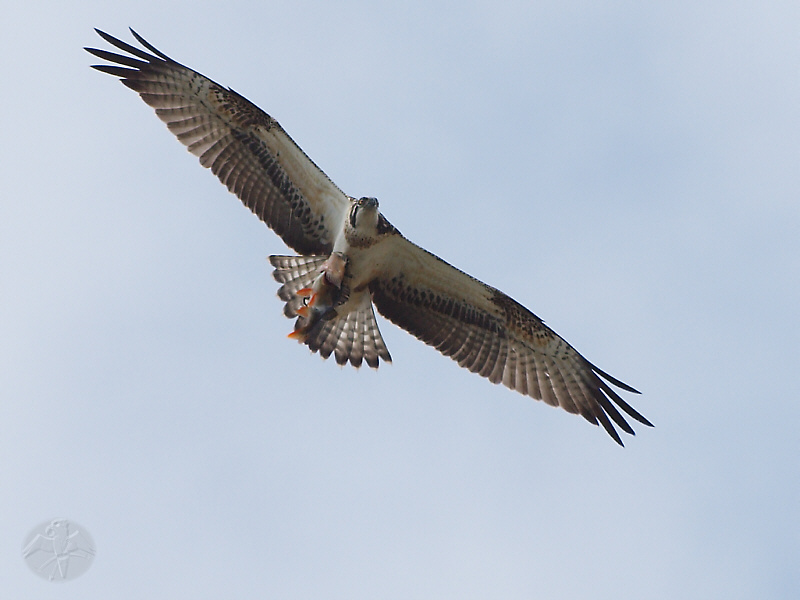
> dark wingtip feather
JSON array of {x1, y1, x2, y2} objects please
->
[
  {"x1": 85, "y1": 47, "x2": 149, "y2": 69},
  {"x1": 89, "y1": 64, "x2": 136, "y2": 78},
  {"x1": 90, "y1": 28, "x2": 157, "y2": 62},
  {"x1": 591, "y1": 362, "x2": 641, "y2": 394},
  {"x1": 129, "y1": 28, "x2": 173, "y2": 61},
  {"x1": 583, "y1": 357, "x2": 653, "y2": 433},
  {"x1": 599, "y1": 380, "x2": 654, "y2": 428},
  {"x1": 596, "y1": 413, "x2": 625, "y2": 447}
]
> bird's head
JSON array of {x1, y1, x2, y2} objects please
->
[{"x1": 348, "y1": 196, "x2": 380, "y2": 233}]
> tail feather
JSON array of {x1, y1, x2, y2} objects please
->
[{"x1": 269, "y1": 255, "x2": 392, "y2": 369}]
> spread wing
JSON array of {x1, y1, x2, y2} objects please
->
[
  {"x1": 370, "y1": 236, "x2": 652, "y2": 445},
  {"x1": 85, "y1": 29, "x2": 348, "y2": 255}
]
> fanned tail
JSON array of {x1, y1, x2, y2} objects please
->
[{"x1": 269, "y1": 255, "x2": 392, "y2": 369}]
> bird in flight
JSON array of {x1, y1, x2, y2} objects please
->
[{"x1": 86, "y1": 29, "x2": 652, "y2": 445}]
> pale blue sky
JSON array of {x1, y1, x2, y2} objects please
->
[{"x1": 2, "y1": 1, "x2": 798, "y2": 598}]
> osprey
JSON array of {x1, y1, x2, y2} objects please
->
[{"x1": 87, "y1": 29, "x2": 652, "y2": 445}]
